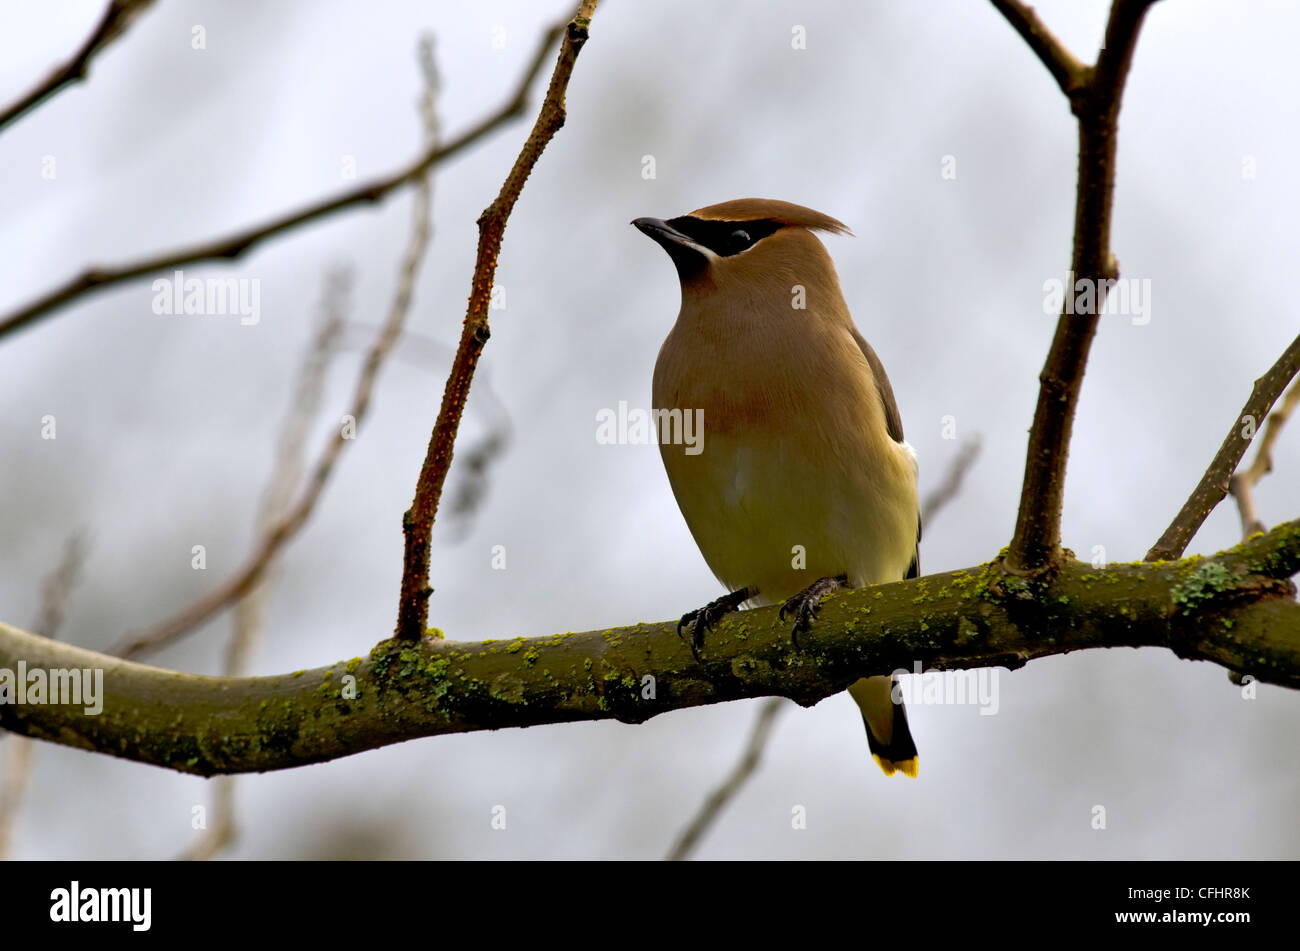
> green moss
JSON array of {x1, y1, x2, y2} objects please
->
[
  {"x1": 1171, "y1": 561, "x2": 1242, "y2": 614},
  {"x1": 421, "y1": 657, "x2": 452, "y2": 678}
]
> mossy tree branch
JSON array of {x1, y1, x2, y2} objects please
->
[{"x1": 3, "y1": 521, "x2": 1297, "y2": 776}]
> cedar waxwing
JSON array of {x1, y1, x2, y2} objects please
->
[{"x1": 634, "y1": 198, "x2": 921, "y2": 778}]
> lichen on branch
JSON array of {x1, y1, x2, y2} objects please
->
[{"x1": 3, "y1": 520, "x2": 1296, "y2": 776}]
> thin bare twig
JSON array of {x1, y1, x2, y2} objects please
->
[
  {"x1": 0, "y1": 534, "x2": 87, "y2": 859},
  {"x1": 922, "y1": 435, "x2": 983, "y2": 526},
  {"x1": 666, "y1": 698, "x2": 787, "y2": 861},
  {"x1": 0, "y1": 15, "x2": 566, "y2": 343},
  {"x1": 29, "y1": 535, "x2": 89, "y2": 640},
  {"x1": 0, "y1": 0, "x2": 155, "y2": 134},
  {"x1": 988, "y1": 0, "x2": 1088, "y2": 99},
  {"x1": 1146, "y1": 334, "x2": 1300, "y2": 560},
  {"x1": 112, "y1": 50, "x2": 442, "y2": 660},
  {"x1": 1229, "y1": 379, "x2": 1300, "y2": 540},
  {"x1": 1003, "y1": 0, "x2": 1161, "y2": 574},
  {"x1": 180, "y1": 272, "x2": 348, "y2": 862},
  {"x1": 395, "y1": 0, "x2": 599, "y2": 641},
  {"x1": 181, "y1": 41, "x2": 442, "y2": 861},
  {"x1": 339, "y1": 324, "x2": 514, "y2": 541}
]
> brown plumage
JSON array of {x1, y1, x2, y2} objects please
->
[
  {"x1": 685, "y1": 197, "x2": 853, "y2": 235},
  {"x1": 635, "y1": 198, "x2": 921, "y2": 778}
]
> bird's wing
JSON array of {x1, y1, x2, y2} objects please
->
[
  {"x1": 849, "y1": 325, "x2": 905, "y2": 444},
  {"x1": 850, "y1": 325, "x2": 922, "y2": 578}
]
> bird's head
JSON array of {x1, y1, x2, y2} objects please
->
[{"x1": 632, "y1": 198, "x2": 851, "y2": 297}]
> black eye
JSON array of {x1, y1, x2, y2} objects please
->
[{"x1": 729, "y1": 229, "x2": 752, "y2": 252}]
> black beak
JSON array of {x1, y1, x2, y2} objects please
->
[
  {"x1": 632, "y1": 217, "x2": 690, "y2": 246},
  {"x1": 632, "y1": 217, "x2": 706, "y2": 280}
]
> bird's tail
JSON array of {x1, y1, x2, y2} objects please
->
[{"x1": 847, "y1": 675, "x2": 918, "y2": 778}]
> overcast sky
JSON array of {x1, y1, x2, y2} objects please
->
[{"x1": 1, "y1": 0, "x2": 1297, "y2": 859}]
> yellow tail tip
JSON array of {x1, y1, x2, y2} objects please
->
[{"x1": 873, "y1": 754, "x2": 919, "y2": 778}]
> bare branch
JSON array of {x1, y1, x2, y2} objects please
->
[
  {"x1": 395, "y1": 0, "x2": 600, "y2": 641},
  {"x1": 666, "y1": 698, "x2": 788, "y2": 861},
  {"x1": 988, "y1": 0, "x2": 1087, "y2": 99},
  {"x1": 1229, "y1": 380, "x2": 1300, "y2": 540},
  {"x1": 0, "y1": 730, "x2": 35, "y2": 860},
  {"x1": 1146, "y1": 334, "x2": 1300, "y2": 561},
  {"x1": 179, "y1": 42, "x2": 441, "y2": 862},
  {"x1": 180, "y1": 43, "x2": 442, "y2": 861},
  {"x1": 0, "y1": 534, "x2": 87, "y2": 859},
  {"x1": 0, "y1": 0, "x2": 155, "y2": 134},
  {"x1": 179, "y1": 270, "x2": 347, "y2": 862},
  {"x1": 1005, "y1": 0, "x2": 1161, "y2": 574},
  {"x1": 338, "y1": 323, "x2": 515, "y2": 542},
  {"x1": 922, "y1": 435, "x2": 983, "y2": 526},
  {"x1": 29, "y1": 534, "x2": 89, "y2": 640},
  {"x1": 0, "y1": 14, "x2": 566, "y2": 343},
  {"x1": 112, "y1": 87, "x2": 438, "y2": 659}
]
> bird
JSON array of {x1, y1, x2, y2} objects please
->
[{"x1": 633, "y1": 197, "x2": 921, "y2": 778}]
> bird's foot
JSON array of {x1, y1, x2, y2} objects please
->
[
  {"x1": 780, "y1": 574, "x2": 850, "y2": 648},
  {"x1": 677, "y1": 587, "x2": 750, "y2": 657}
]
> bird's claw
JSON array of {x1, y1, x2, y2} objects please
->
[
  {"x1": 779, "y1": 595, "x2": 820, "y2": 646},
  {"x1": 677, "y1": 588, "x2": 749, "y2": 658},
  {"x1": 780, "y1": 575, "x2": 849, "y2": 649}
]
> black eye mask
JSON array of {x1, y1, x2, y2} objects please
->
[{"x1": 664, "y1": 217, "x2": 782, "y2": 257}]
